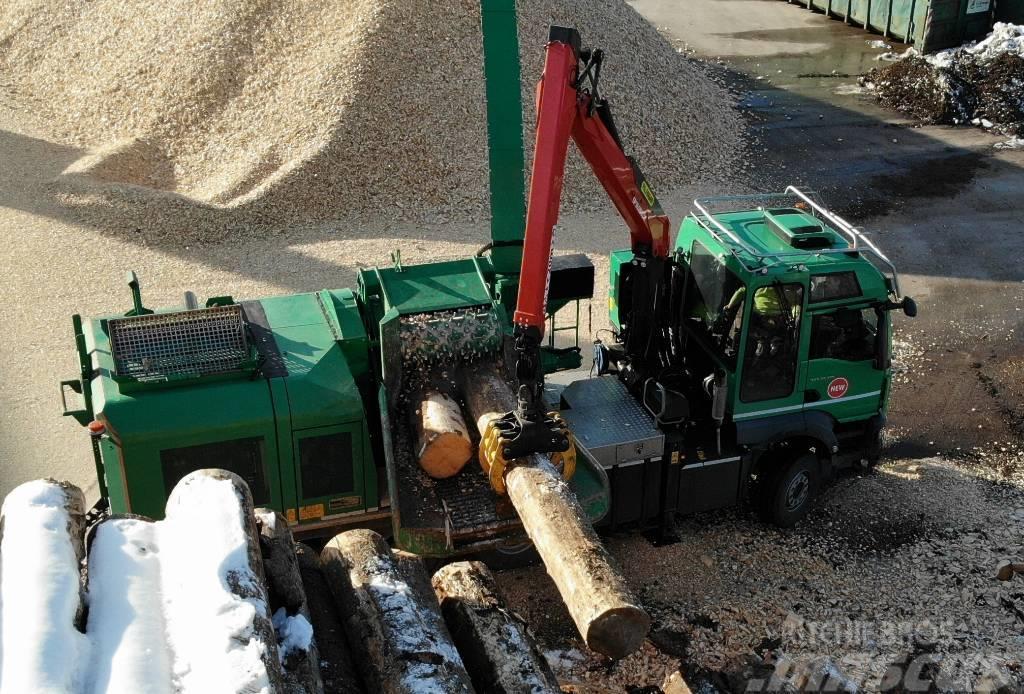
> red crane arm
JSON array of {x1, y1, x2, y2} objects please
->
[{"x1": 512, "y1": 27, "x2": 671, "y2": 333}]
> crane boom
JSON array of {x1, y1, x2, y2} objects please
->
[
  {"x1": 513, "y1": 26, "x2": 670, "y2": 333},
  {"x1": 482, "y1": 26, "x2": 671, "y2": 471}
]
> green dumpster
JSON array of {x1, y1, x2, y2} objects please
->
[
  {"x1": 850, "y1": 0, "x2": 870, "y2": 25},
  {"x1": 776, "y1": 0, "x2": 997, "y2": 51},
  {"x1": 995, "y1": 0, "x2": 1024, "y2": 23}
]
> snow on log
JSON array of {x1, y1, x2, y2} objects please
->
[
  {"x1": 0, "y1": 480, "x2": 88, "y2": 693},
  {"x1": 163, "y1": 469, "x2": 284, "y2": 693},
  {"x1": 410, "y1": 390, "x2": 473, "y2": 479},
  {"x1": 255, "y1": 509, "x2": 324, "y2": 694},
  {"x1": 294, "y1": 543, "x2": 364, "y2": 693},
  {"x1": 432, "y1": 561, "x2": 560, "y2": 694},
  {"x1": 460, "y1": 363, "x2": 651, "y2": 660},
  {"x1": 319, "y1": 529, "x2": 473, "y2": 693},
  {"x1": 85, "y1": 516, "x2": 174, "y2": 694}
]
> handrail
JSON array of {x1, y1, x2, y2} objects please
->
[{"x1": 688, "y1": 187, "x2": 902, "y2": 297}]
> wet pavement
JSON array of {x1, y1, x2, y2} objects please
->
[{"x1": 630, "y1": 0, "x2": 1024, "y2": 474}]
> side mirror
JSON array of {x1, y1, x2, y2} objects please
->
[{"x1": 902, "y1": 296, "x2": 917, "y2": 318}]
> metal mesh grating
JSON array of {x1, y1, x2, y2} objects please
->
[{"x1": 108, "y1": 305, "x2": 249, "y2": 380}]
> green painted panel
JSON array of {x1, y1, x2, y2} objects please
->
[
  {"x1": 996, "y1": 0, "x2": 1024, "y2": 23},
  {"x1": 372, "y1": 258, "x2": 493, "y2": 315},
  {"x1": 851, "y1": 0, "x2": 870, "y2": 25}
]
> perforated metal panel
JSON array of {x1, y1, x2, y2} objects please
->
[{"x1": 108, "y1": 305, "x2": 249, "y2": 380}]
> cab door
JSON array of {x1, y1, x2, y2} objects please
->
[
  {"x1": 802, "y1": 306, "x2": 887, "y2": 422},
  {"x1": 733, "y1": 281, "x2": 807, "y2": 419}
]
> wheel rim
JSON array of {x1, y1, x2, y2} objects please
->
[{"x1": 784, "y1": 471, "x2": 810, "y2": 512}]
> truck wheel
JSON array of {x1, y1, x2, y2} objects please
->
[{"x1": 767, "y1": 453, "x2": 818, "y2": 528}]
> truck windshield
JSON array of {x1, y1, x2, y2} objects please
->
[{"x1": 683, "y1": 241, "x2": 746, "y2": 368}]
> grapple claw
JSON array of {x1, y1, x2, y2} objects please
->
[{"x1": 479, "y1": 411, "x2": 576, "y2": 495}]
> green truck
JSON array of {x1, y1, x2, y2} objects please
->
[
  {"x1": 61, "y1": 186, "x2": 914, "y2": 551},
  {"x1": 59, "y1": 14, "x2": 915, "y2": 553}
]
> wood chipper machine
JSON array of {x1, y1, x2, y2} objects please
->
[{"x1": 61, "y1": 21, "x2": 917, "y2": 565}]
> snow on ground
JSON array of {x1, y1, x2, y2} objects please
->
[
  {"x1": 928, "y1": 22, "x2": 1024, "y2": 68},
  {"x1": 876, "y1": 23, "x2": 1024, "y2": 67},
  {"x1": 995, "y1": 135, "x2": 1024, "y2": 149},
  {"x1": 0, "y1": 480, "x2": 88, "y2": 694}
]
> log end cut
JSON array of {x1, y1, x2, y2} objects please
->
[{"x1": 586, "y1": 605, "x2": 652, "y2": 661}]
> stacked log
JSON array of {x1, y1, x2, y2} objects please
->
[
  {"x1": 256, "y1": 509, "x2": 324, "y2": 694},
  {"x1": 461, "y1": 363, "x2": 651, "y2": 659},
  {"x1": 320, "y1": 529, "x2": 474, "y2": 693},
  {"x1": 295, "y1": 543, "x2": 364, "y2": 693},
  {"x1": 0, "y1": 480, "x2": 87, "y2": 692},
  {"x1": 86, "y1": 515, "x2": 175, "y2": 694},
  {"x1": 432, "y1": 561, "x2": 560, "y2": 693},
  {"x1": 163, "y1": 469, "x2": 285, "y2": 693}
]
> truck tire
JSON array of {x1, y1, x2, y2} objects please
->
[{"x1": 767, "y1": 453, "x2": 818, "y2": 528}]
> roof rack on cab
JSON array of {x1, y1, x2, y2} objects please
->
[{"x1": 689, "y1": 186, "x2": 901, "y2": 298}]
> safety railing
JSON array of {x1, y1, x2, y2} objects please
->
[{"x1": 688, "y1": 187, "x2": 902, "y2": 297}]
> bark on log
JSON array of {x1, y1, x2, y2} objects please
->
[
  {"x1": 295, "y1": 543, "x2": 364, "y2": 694},
  {"x1": 320, "y1": 529, "x2": 474, "y2": 693},
  {"x1": 460, "y1": 363, "x2": 651, "y2": 659},
  {"x1": 164, "y1": 469, "x2": 285, "y2": 693},
  {"x1": 255, "y1": 509, "x2": 324, "y2": 694},
  {"x1": 410, "y1": 390, "x2": 473, "y2": 479},
  {"x1": 432, "y1": 561, "x2": 560, "y2": 693},
  {"x1": 0, "y1": 480, "x2": 87, "y2": 693}
]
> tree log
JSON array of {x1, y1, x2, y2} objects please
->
[
  {"x1": 255, "y1": 509, "x2": 324, "y2": 694},
  {"x1": 410, "y1": 390, "x2": 473, "y2": 479},
  {"x1": 432, "y1": 561, "x2": 560, "y2": 693},
  {"x1": 295, "y1": 543, "x2": 364, "y2": 694},
  {"x1": 0, "y1": 480, "x2": 88, "y2": 693},
  {"x1": 319, "y1": 529, "x2": 474, "y2": 693},
  {"x1": 460, "y1": 363, "x2": 651, "y2": 659},
  {"x1": 87, "y1": 516, "x2": 175, "y2": 694},
  {"x1": 164, "y1": 469, "x2": 285, "y2": 693}
]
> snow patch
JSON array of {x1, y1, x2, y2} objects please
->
[
  {"x1": 272, "y1": 609, "x2": 313, "y2": 663},
  {"x1": 995, "y1": 136, "x2": 1024, "y2": 149},
  {"x1": 364, "y1": 556, "x2": 466, "y2": 688},
  {"x1": 928, "y1": 22, "x2": 1024, "y2": 68},
  {"x1": 0, "y1": 480, "x2": 88, "y2": 694},
  {"x1": 85, "y1": 518, "x2": 173, "y2": 694},
  {"x1": 161, "y1": 474, "x2": 275, "y2": 694},
  {"x1": 544, "y1": 648, "x2": 586, "y2": 675}
]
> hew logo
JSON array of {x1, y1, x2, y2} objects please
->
[{"x1": 827, "y1": 377, "x2": 849, "y2": 399}]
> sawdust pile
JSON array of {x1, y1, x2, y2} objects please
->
[
  {"x1": 0, "y1": 0, "x2": 742, "y2": 240},
  {"x1": 865, "y1": 23, "x2": 1024, "y2": 135}
]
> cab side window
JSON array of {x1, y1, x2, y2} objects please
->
[
  {"x1": 810, "y1": 308, "x2": 877, "y2": 362},
  {"x1": 739, "y1": 283, "x2": 804, "y2": 403}
]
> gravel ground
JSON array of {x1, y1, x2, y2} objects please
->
[
  {"x1": 499, "y1": 458, "x2": 1024, "y2": 692},
  {"x1": 0, "y1": 0, "x2": 742, "y2": 239}
]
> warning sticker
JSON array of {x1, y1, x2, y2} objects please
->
[
  {"x1": 966, "y1": 0, "x2": 990, "y2": 14},
  {"x1": 299, "y1": 503, "x2": 324, "y2": 521},
  {"x1": 827, "y1": 377, "x2": 850, "y2": 399}
]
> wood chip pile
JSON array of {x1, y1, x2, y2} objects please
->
[{"x1": 0, "y1": 0, "x2": 741, "y2": 239}]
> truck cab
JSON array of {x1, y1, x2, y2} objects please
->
[{"x1": 587, "y1": 188, "x2": 915, "y2": 529}]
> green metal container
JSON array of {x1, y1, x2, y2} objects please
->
[
  {"x1": 779, "y1": 0, "x2": 996, "y2": 51},
  {"x1": 996, "y1": 0, "x2": 1024, "y2": 23}
]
